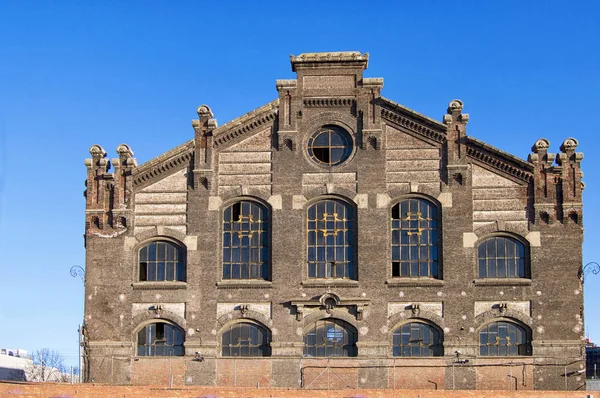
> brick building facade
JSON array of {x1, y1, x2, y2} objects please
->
[{"x1": 83, "y1": 52, "x2": 585, "y2": 390}]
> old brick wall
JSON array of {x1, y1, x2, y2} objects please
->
[
  {"x1": 83, "y1": 52, "x2": 585, "y2": 390},
  {"x1": 0, "y1": 382, "x2": 593, "y2": 398}
]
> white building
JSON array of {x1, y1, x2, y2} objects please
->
[{"x1": 0, "y1": 349, "x2": 32, "y2": 381}]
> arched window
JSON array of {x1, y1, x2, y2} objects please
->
[
  {"x1": 307, "y1": 199, "x2": 355, "y2": 279},
  {"x1": 221, "y1": 322, "x2": 271, "y2": 357},
  {"x1": 223, "y1": 201, "x2": 269, "y2": 280},
  {"x1": 137, "y1": 322, "x2": 184, "y2": 357},
  {"x1": 391, "y1": 198, "x2": 439, "y2": 278},
  {"x1": 479, "y1": 321, "x2": 531, "y2": 356},
  {"x1": 139, "y1": 241, "x2": 185, "y2": 282},
  {"x1": 392, "y1": 322, "x2": 443, "y2": 357},
  {"x1": 303, "y1": 319, "x2": 357, "y2": 357},
  {"x1": 477, "y1": 236, "x2": 528, "y2": 278}
]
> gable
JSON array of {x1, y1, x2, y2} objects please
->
[
  {"x1": 471, "y1": 164, "x2": 528, "y2": 231},
  {"x1": 385, "y1": 125, "x2": 441, "y2": 192},
  {"x1": 133, "y1": 169, "x2": 188, "y2": 236}
]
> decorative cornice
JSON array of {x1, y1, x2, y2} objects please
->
[
  {"x1": 379, "y1": 97, "x2": 447, "y2": 129},
  {"x1": 465, "y1": 138, "x2": 533, "y2": 183},
  {"x1": 212, "y1": 100, "x2": 279, "y2": 147},
  {"x1": 132, "y1": 143, "x2": 193, "y2": 187},
  {"x1": 303, "y1": 98, "x2": 355, "y2": 108},
  {"x1": 380, "y1": 108, "x2": 446, "y2": 144},
  {"x1": 378, "y1": 98, "x2": 447, "y2": 144},
  {"x1": 290, "y1": 51, "x2": 368, "y2": 71}
]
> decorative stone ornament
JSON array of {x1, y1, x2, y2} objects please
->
[{"x1": 152, "y1": 304, "x2": 164, "y2": 318}]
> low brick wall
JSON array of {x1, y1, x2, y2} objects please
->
[{"x1": 0, "y1": 382, "x2": 594, "y2": 398}]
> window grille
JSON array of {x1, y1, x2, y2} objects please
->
[
  {"x1": 479, "y1": 321, "x2": 531, "y2": 356},
  {"x1": 391, "y1": 199, "x2": 439, "y2": 278},
  {"x1": 221, "y1": 322, "x2": 271, "y2": 357},
  {"x1": 307, "y1": 125, "x2": 353, "y2": 166},
  {"x1": 223, "y1": 201, "x2": 269, "y2": 280},
  {"x1": 137, "y1": 322, "x2": 184, "y2": 356},
  {"x1": 478, "y1": 237, "x2": 527, "y2": 278},
  {"x1": 307, "y1": 199, "x2": 354, "y2": 279},
  {"x1": 303, "y1": 319, "x2": 357, "y2": 357},
  {"x1": 392, "y1": 322, "x2": 443, "y2": 357},
  {"x1": 139, "y1": 241, "x2": 185, "y2": 282}
]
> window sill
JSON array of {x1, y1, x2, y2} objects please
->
[
  {"x1": 216, "y1": 280, "x2": 273, "y2": 289},
  {"x1": 132, "y1": 282, "x2": 187, "y2": 290},
  {"x1": 386, "y1": 278, "x2": 444, "y2": 287},
  {"x1": 473, "y1": 278, "x2": 532, "y2": 286},
  {"x1": 301, "y1": 280, "x2": 359, "y2": 288}
]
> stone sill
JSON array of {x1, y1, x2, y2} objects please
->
[
  {"x1": 132, "y1": 282, "x2": 187, "y2": 290},
  {"x1": 216, "y1": 280, "x2": 273, "y2": 289},
  {"x1": 473, "y1": 278, "x2": 532, "y2": 286},
  {"x1": 301, "y1": 280, "x2": 359, "y2": 288},
  {"x1": 386, "y1": 278, "x2": 444, "y2": 287}
]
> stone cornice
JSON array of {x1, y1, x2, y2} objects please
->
[
  {"x1": 465, "y1": 137, "x2": 534, "y2": 183},
  {"x1": 378, "y1": 98, "x2": 447, "y2": 144},
  {"x1": 290, "y1": 51, "x2": 368, "y2": 71},
  {"x1": 212, "y1": 100, "x2": 279, "y2": 148},
  {"x1": 303, "y1": 97, "x2": 355, "y2": 108},
  {"x1": 132, "y1": 142, "x2": 193, "y2": 188}
]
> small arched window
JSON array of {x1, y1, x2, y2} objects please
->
[
  {"x1": 307, "y1": 199, "x2": 355, "y2": 279},
  {"x1": 391, "y1": 198, "x2": 439, "y2": 278},
  {"x1": 139, "y1": 241, "x2": 185, "y2": 282},
  {"x1": 477, "y1": 236, "x2": 528, "y2": 278},
  {"x1": 303, "y1": 319, "x2": 357, "y2": 357},
  {"x1": 137, "y1": 322, "x2": 184, "y2": 357},
  {"x1": 223, "y1": 201, "x2": 269, "y2": 280},
  {"x1": 392, "y1": 322, "x2": 443, "y2": 357},
  {"x1": 221, "y1": 322, "x2": 271, "y2": 357},
  {"x1": 479, "y1": 321, "x2": 531, "y2": 356}
]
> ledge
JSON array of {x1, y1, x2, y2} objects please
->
[
  {"x1": 473, "y1": 278, "x2": 532, "y2": 286},
  {"x1": 132, "y1": 282, "x2": 187, "y2": 290},
  {"x1": 385, "y1": 278, "x2": 444, "y2": 287},
  {"x1": 301, "y1": 280, "x2": 359, "y2": 288},
  {"x1": 216, "y1": 280, "x2": 273, "y2": 289}
]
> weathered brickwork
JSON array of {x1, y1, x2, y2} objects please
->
[
  {"x1": 0, "y1": 382, "x2": 593, "y2": 397},
  {"x1": 83, "y1": 52, "x2": 585, "y2": 391}
]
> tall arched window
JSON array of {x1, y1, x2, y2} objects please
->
[
  {"x1": 137, "y1": 322, "x2": 184, "y2": 356},
  {"x1": 392, "y1": 322, "x2": 443, "y2": 357},
  {"x1": 221, "y1": 322, "x2": 271, "y2": 357},
  {"x1": 303, "y1": 319, "x2": 357, "y2": 357},
  {"x1": 479, "y1": 321, "x2": 531, "y2": 356},
  {"x1": 477, "y1": 236, "x2": 528, "y2": 278},
  {"x1": 139, "y1": 241, "x2": 186, "y2": 282},
  {"x1": 307, "y1": 199, "x2": 355, "y2": 279},
  {"x1": 391, "y1": 198, "x2": 439, "y2": 278},
  {"x1": 223, "y1": 201, "x2": 269, "y2": 280}
]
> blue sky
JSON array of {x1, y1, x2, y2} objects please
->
[{"x1": 0, "y1": 1, "x2": 598, "y2": 368}]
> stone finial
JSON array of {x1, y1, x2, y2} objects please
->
[
  {"x1": 448, "y1": 99, "x2": 463, "y2": 113},
  {"x1": 560, "y1": 137, "x2": 579, "y2": 153},
  {"x1": 528, "y1": 139, "x2": 553, "y2": 164},
  {"x1": 196, "y1": 104, "x2": 214, "y2": 118},
  {"x1": 531, "y1": 138, "x2": 550, "y2": 154},
  {"x1": 443, "y1": 99, "x2": 469, "y2": 125},
  {"x1": 116, "y1": 144, "x2": 134, "y2": 158},
  {"x1": 89, "y1": 144, "x2": 106, "y2": 158}
]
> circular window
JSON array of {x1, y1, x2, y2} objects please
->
[{"x1": 307, "y1": 126, "x2": 353, "y2": 166}]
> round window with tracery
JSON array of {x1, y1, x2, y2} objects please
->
[{"x1": 307, "y1": 125, "x2": 353, "y2": 166}]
